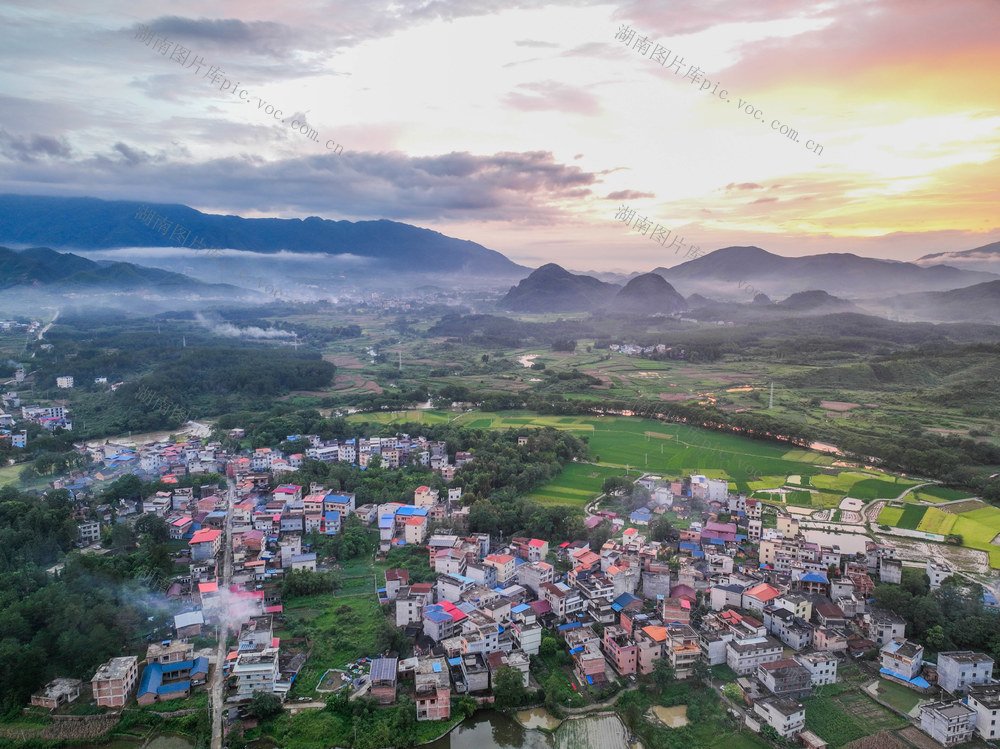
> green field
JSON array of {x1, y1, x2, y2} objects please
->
[
  {"x1": 915, "y1": 485, "x2": 976, "y2": 502},
  {"x1": 877, "y1": 505, "x2": 904, "y2": 527},
  {"x1": 527, "y1": 462, "x2": 627, "y2": 506},
  {"x1": 349, "y1": 409, "x2": 924, "y2": 508},
  {"x1": 896, "y1": 504, "x2": 928, "y2": 529},
  {"x1": 915, "y1": 507, "x2": 958, "y2": 535},
  {"x1": 804, "y1": 687, "x2": 907, "y2": 748},
  {"x1": 951, "y1": 505, "x2": 1000, "y2": 567}
]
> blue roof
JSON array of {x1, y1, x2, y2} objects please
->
[
  {"x1": 511, "y1": 603, "x2": 531, "y2": 613},
  {"x1": 424, "y1": 609, "x2": 451, "y2": 624},
  {"x1": 802, "y1": 572, "x2": 829, "y2": 583},
  {"x1": 679, "y1": 541, "x2": 698, "y2": 551},
  {"x1": 880, "y1": 667, "x2": 930, "y2": 688},
  {"x1": 611, "y1": 603, "x2": 623, "y2": 612},
  {"x1": 157, "y1": 680, "x2": 190, "y2": 695},
  {"x1": 326, "y1": 493, "x2": 353, "y2": 502},
  {"x1": 558, "y1": 621, "x2": 581, "y2": 631},
  {"x1": 614, "y1": 593, "x2": 640, "y2": 608},
  {"x1": 447, "y1": 657, "x2": 462, "y2": 666},
  {"x1": 432, "y1": 662, "x2": 442, "y2": 673},
  {"x1": 569, "y1": 647, "x2": 583, "y2": 654}
]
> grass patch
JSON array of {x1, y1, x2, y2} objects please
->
[
  {"x1": 848, "y1": 478, "x2": 918, "y2": 500},
  {"x1": 872, "y1": 678, "x2": 923, "y2": 714},
  {"x1": 917, "y1": 485, "x2": 975, "y2": 501},
  {"x1": 527, "y1": 462, "x2": 627, "y2": 507}
]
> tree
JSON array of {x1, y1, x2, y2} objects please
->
[
  {"x1": 692, "y1": 659, "x2": 711, "y2": 684},
  {"x1": 456, "y1": 695, "x2": 478, "y2": 718},
  {"x1": 134, "y1": 514, "x2": 169, "y2": 544},
  {"x1": 926, "y1": 625, "x2": 946, "y2": 650},
  {"x1": 652, "y1": 658, "x2": 675, "y2": 690},
  {"x1": 249, "y1": 690, "x2": 284, "y2": 719},
  {"x1": 493, "y1": 665, "x2": 528, "y2": 709}
]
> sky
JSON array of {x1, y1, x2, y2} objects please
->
[{"x1": 1, "y1": 0, "x2": 999, "y2": 272}]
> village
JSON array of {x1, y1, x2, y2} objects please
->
[{"x1": 22, "y1": 425, "x2": 1000, "y2": 749}]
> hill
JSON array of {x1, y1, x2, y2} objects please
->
[
  {"x1": 778, "y1": 290, "x2": 861, "y2": 314},
  {"x1": 0, "y1": 194, "x2": 527, "y2": 277},
  {"x1": 0, "y1": 245, "x2": 232, "y2": 294},
  {"x1": 610, "y1": 273, "x2": 687, "y2": 314},
  {"x1": 883, "y1": 280, "x2": 1000, "y2": 323},
  {"x1": 500, "y1": 264, "x2": 620, "y2": 312},
  {"x1": 652, "y1": 246, "x2": 996, "y2": 299}
]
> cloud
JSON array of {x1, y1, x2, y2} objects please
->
[
  {"x1": 0, "y1": 144, "x2": 600, "y2": 225},
  {"x1": 606, "y1": 190, "x2": 655, "y2": 200},
  {"x1": 724, "y1": 182, "x2": 764, "y2": 191},
  {"x1": 0, "y1": 129, "x2": 72, "y2": 161},
  {"x1": 504, "y1": 80, "x2": 602, "y2": 116},
  {"x1": 515, "y1": 39, "x2": 559, "y2": 48},
  {"x1": 195, "y1": 312, "x2": 295, "y2": 338}
]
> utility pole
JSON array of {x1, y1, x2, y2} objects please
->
[{"x1": 769, "y1": 382, "x2": 774, "y2": 409}]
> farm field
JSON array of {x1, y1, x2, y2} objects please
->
[
  {"x1": 527, "y1": 462, "x2": 627, "y2": 506},
  {"x1": 804, "y1": 687, "x2": 907, "y2": 748},
  {"x1": 348, "y1": 409, "x2": 927, "y2": 507},
  {"x1": 876, "y1": 499, "x2": 1000, "y2": 568},
  {"x1": 896, "y1": 505, "x2": 928, "y2": 530},
  {"x1": 915, "y1": 507, "x2": 957, "y2": 535}
]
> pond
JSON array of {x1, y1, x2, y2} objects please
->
[
  {"x1": 649, "y1": 705, "x2": 689, "y2": 728},
  {"x1": 515, "y1": 708, "x2": 561, "y2": 730},
  {"x1": 423, "y1": 711, "x2": 552, "y2": 749},
  {"x1": 145, "y1": 736, "x2": 195, "y2": 749}
]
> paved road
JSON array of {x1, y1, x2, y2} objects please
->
[{"x1": 211, "y1": 477, "x2": 235, "y2": 749}]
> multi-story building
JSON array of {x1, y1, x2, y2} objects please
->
[
  {"x1": 793, "y1": 651, "x2": 838, "y2": 686},
  {"x1": 756, "y1": 659, "x2": 812, "y2": 699},
  {"x1": 231, "y1": 649, "x2": 280, "y2": 698},
  {"x1": 919, "y1": 701, "x2": 977, "y2": 746},
  {"x1": 517, "y1": 561, "x2": 555, "y2": 597},
  {"x1": 664, "y1": 623, "x2": 701, "y2": 679},
  {"x1": 967, "y1": 684, "x2": 1000, "y2": 741},
  {"x1": 603, "y1": 626, "x2": 638, "y2": 676},
  {"x1": 726, "y1": 635, "x2": 783, "y2": 675},
  {"x1": 483, "y1": 554, "x2": 516, "y2": 585},
  {"x1": 880, "y1": 639, "x2": 924, "y2": 681},
  {"x1": 754, "y1": 697, "x2": 806, "y2": 738},
  {"x1": 91, "y1": 656, "x2": 139, "y2": 707},
  {"x1": 937, "y1": 651, "x2": 995, "y2": 696},
  {"x1": 865, "y1": 609, "x2": 906, "y2": 647},
  {"x1": 415, "y1": 657, "x2": 450, "y2": 721}
]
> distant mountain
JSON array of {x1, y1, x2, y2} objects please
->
[
  {"x1": 610, "y1": 273, "x2": 687, "y2": 314},
  {"x1": 0, "y1": 245, "x2": 232, "y2": 293},
  {"x1": 685, "y1": 293, "x2": 715, "y2": 308},
  {"x1": 652, "y1": 246, "x2": 997, "y2": 299},
  {"x1": 500, "y1": 263, "x2": 620, "y2": 312},
  {"x1": 777, "y1": 290, "x2": 860, "y2": 314},
  {"x1": 883, "y1": 281, "x2": 1000, "y2": 324},
  {"x1": 0, "y1": 194, "x2": 527, "y2": 277},
  {"x1": 751, "y1": 293, "x2": 773, "y2": 305},
  {"x1": 916, "y1": 241, "x2": 1000, "y2": 274}
]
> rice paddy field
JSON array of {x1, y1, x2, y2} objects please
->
[
  {"x1": 877, "y1": 498, "x2": 1000, "y2": 568},
  {"x1": 348, "y1": 408, "x2": 923, "y2": 509}
]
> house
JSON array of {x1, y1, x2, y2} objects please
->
[
  {"x1": 726, "y1": 635, "x2": 783, "y2": 675},
  {"x1": 919, "y1": 701, "x2": 977, "y2": 746},
  {"x1": 92, "y1": 656, "x2": 139, "y2": 707},
  {"x1": 414, "y1": 657, "x2": 450, "y2": 721},
  {"x1": 756, "y1": 659, "x2": 812, "y2": 699},
  {"x1": 77, "y1": 520, "x2": 101, "y2": 545},
  {"x1": 385, "y1": 569, "x2": 410, "y2": 600},
  {"x1": 370, "y1": 657, "x2": 398, "y2": 704},
  {"x1": 573, "y1": 642, "x2": 608, "y2": 687},
  {"x1": 291, "y1": 553, "x2": 317, "y2": 572},
  {"x1": 967, "y1": 684, "x2": 1000, "y2": 741},
  {"x1": 188, "y1": 528, "x2": 222, "y2": 560},
  {"x1": 865, "y1": 609, "x2": 906, "y2": 647},
  {"x1": 754, "y1": 697, "x2": 806, "y2": 738},
  {"x1": 880, "y1": 639, "x2": 924, "y2": 682},
  {"x1": 174, "y1": 610, "x2": 205, "y2": 638},
  {"x1": 147, "y1": 640, "x2": 193, "y2": 665},
  {"x1": 31, "y1": 678, "x2": 82, "y2": 709},
  {"x1": 516, "y1": 561, "x2": 555, "y2": 597},
  {"x1": 937, "y1": 651, "x2": 994, "y2": 696},
  {"x1": 665, "y1": 623, "x2": 701, "y2": 679},
  {"x1": 484, "y1": 554, "x2": 516, "y2": 585},
  {"x1": 742, "y1": 582, "x2": 781, "y2": 611},
  {"x1": 487, "y1": 650, "x2": 531, "y2": 688},
  {"x1": 793, "y1": 651, "x2": 838, "y2": 687},
  {"x1": 137, "y1": 657, "x2": 209, "y2": 705},
  {"x1": 404, "y1": 516, "x2": 428, "y2": 545},
  {"x1": 813, "y1": 626, "x2": 849, "y2": 653},
  {"x1": 231, "y1": 650, "x2": 280, "y2": 698},
  {"x1": 603, "y1": 625, "x2": 638, "y2": 676}
]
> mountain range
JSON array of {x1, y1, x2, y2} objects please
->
[{"x1": 0, "y1": 194, "x2": 526, "y2": 277}]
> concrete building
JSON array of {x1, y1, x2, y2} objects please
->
[
  {"x1": 31, "y1": 678, "x2": 82, "y2": 710},
  {"x1": 919, "y1": 701, "x2": 977, "y2": 746},
  {"x1": 231, "y1": 650, "x2": 280, "y2": 699},
  {"x1": 370, "y1": 657, "x2": 398, "y2": 704},
  {"x1": 516, "y1": 561, "x2": 555, "y2": 597},
  {"x1": 415, "y1": 657, "x2": 451, "y2": 721},
  {"x1": 754, "y1": 697, "x2": 806, "y2": 738},
  {"x1": 936, "y1": 651, "x2": 994, "y2": 696},
  {"x1": 793, "y1": 651, "x2": 838, "y2": 687},
  {"x1": 756, "y1": 659, "x2": 812, "y2": 699},
  {"x1": 967, "y1": 684, "x2": 1000, "y2": 741},
  {"x1": 91, "y1": 656, "x2": 139, "y2": 707},
  {"x1": 880, "y1": 639, "x2": 924, "y2": 681},
  {"x1": 726, "y1": 635, "x2": 783, "y2": 675}
]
